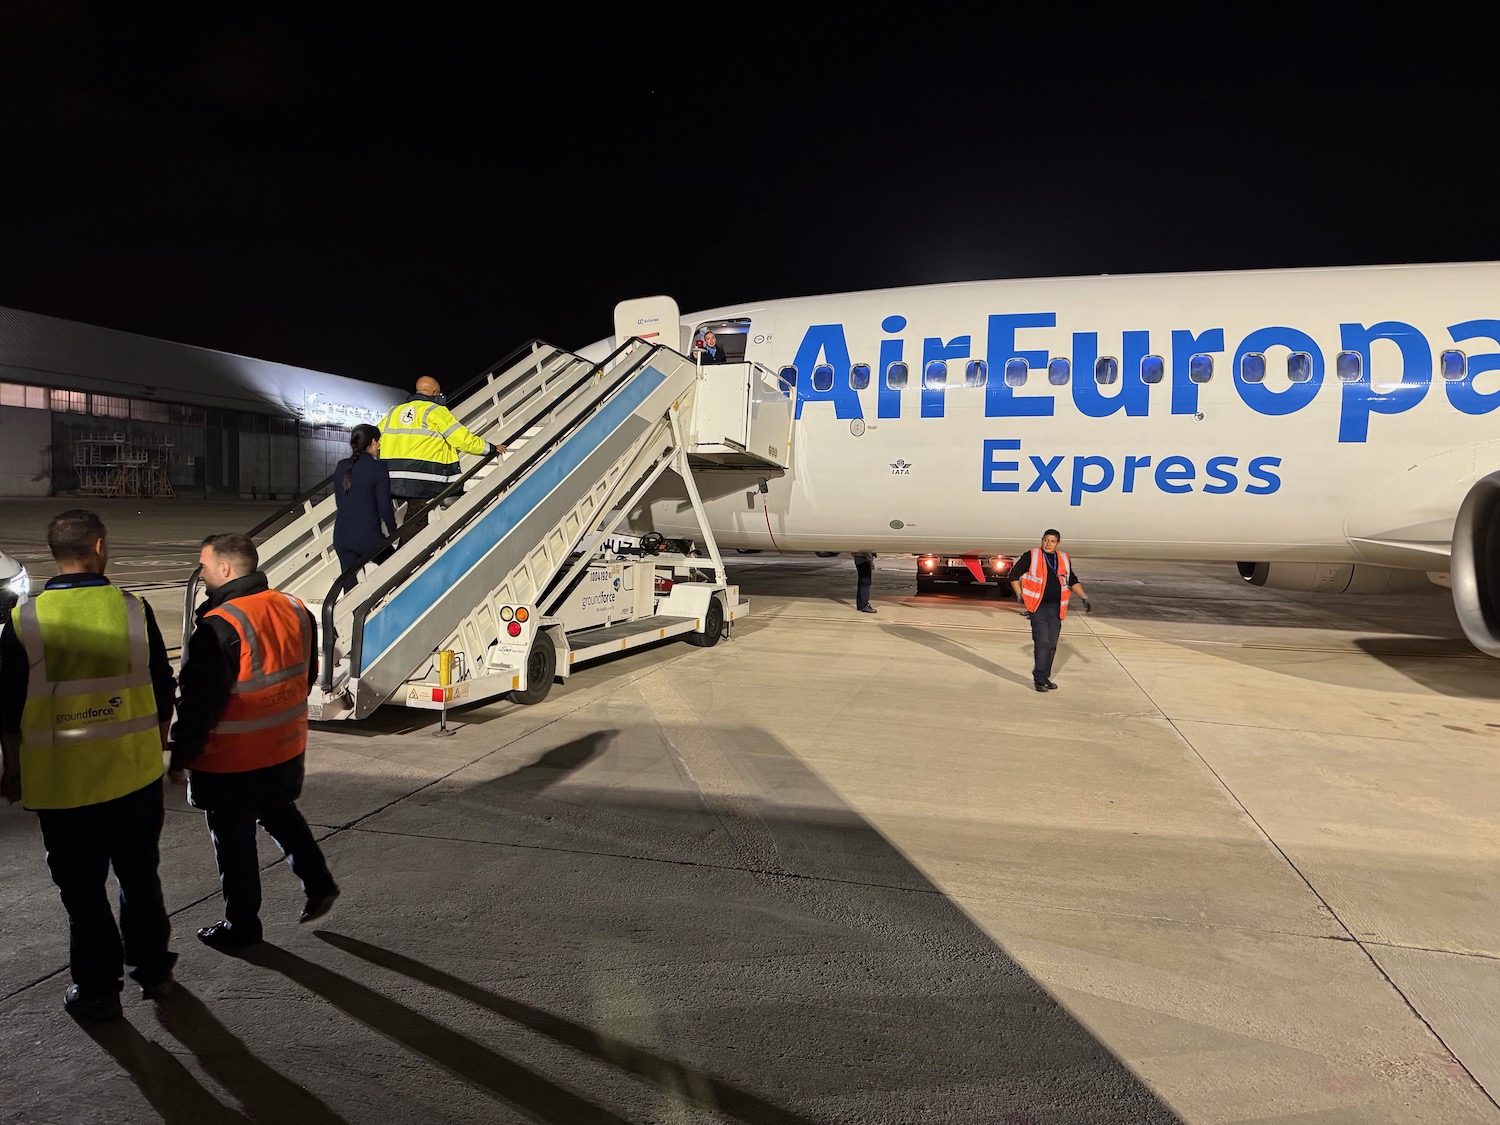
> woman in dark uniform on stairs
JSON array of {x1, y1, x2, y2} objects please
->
[{"x1": 332, "y1": 424, "x2": 397, "y2": 595}]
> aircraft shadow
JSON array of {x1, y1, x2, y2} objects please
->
[
  {"x1": 307, "y1": 726, "x2": 1185, "y2": 1123},
  {"x1": 51, "y1": 722, "x2": 1186, "y2": 1122},
  {"x1": 1351, "y1": 637, "x2": 1500, "y2": 700}
]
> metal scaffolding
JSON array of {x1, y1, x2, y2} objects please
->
[{"x1": 71, "y1": 432, "x2": 175, "y2": 498}]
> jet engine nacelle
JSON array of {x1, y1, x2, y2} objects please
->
[
  {"x1": 1236, "y1": 561, "x2": 1435, "y2": 595},
  {"x1": 1450, "y1": 470, "x2": 1500, "y2": 656}
]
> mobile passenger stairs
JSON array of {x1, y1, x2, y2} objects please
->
[{"x1": 183, "y1": 299, "x2": 792, "y2": 722}]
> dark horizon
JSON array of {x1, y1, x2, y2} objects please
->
[{"x1": 2, "y1": 7, "x2": 1493, "y2": 391}]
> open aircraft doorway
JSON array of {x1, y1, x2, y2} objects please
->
[{"x1": 690, "y1": 317, "x2": 751, "y2": 364}]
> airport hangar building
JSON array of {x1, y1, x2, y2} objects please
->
[{"x1": 0, "y1": 305, "x2": 403, "y2": 500}]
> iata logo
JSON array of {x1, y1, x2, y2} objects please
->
[{"x1": 890, "y1": 459, "x2": 912, "y2": 476}]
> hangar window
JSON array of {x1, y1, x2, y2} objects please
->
[
  {"x1": 964, "y1": 360, "x2": 987, "y2": 388},
  {"x1": 1094, "y1": 357, "x2": 1119, "y2": 385},
  {"x1": 777, "y1": 365, "x2": 797, "y2": 390},
  {"x1": 131, "y1": 400, "x2": 169, "y2": 422},
  {"x1": 1004, "y1": 358, "x2": 1028, "y2": 387},
  {"x1": 811, "y1": 364, "x2": 835, "y2": 392},
  {"x1": 886, "y1": 361, "x2": 909, "y2": 389},
  {"x1": 0, "y1": 382, "x2": 46, "y2": 409},
  {"x1": 92, "y1": 394, "x2": 131, "y2": 419},
  {"x1": 1440, "y1": 350, "x2": 1467, "y2": 380},
  {"x1": 1047, "y1": 357, "x2": 1071, "y2": 385},
  {"x1": 51, "y1": 390, "x2": 87, "y2": 413},
  {"x1": 923, "y1": 360, "x2": 948, "y2": 390},
  {"x1": 1240, "y1": 352, "x2": 1267, "y2": 383},
  {"x1": 1189, "y1": 354, "x2": 1214, "y2": 383},
  {"x1": 171, "y1": 404, "x2": 206, "y2": 425},
  {"x1": 1336, "y1": 351, "x2": 1363, "y2": 382},
  {"x1": 850, "y1": 363, "x2": 871, "y2": 390},
  {"x1": 1287, "y1": 352, "x2": 1313, "y2": 383},
  {"x1": 1140, "y1": 355, "x2": 1165, "y2": 384}
]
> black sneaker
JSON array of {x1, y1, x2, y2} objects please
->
[
  {"x1": 197, "y1": 921, "x2": 262, "y2": 948},
  {"x1": 139, "y1": 974, "x2": 175, "y2": 1002},
  {"x1": 1034, "y1": 682, "x2": 1048, "y2": 692},
  {"x1": 300, "y1": 887, "x2": 341, "y2": 924},
  {"x1": 63, "y1": 984, "x2": 123, "y2": 1023},
  {"x1": 1044, "y1": 680, "x2": 1059, "y2": 690}
]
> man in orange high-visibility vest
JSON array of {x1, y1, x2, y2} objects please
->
[
  {"x1": 169, "y1": 533, "x2": 340, "y2": 948},
  {"x1": 1008, "y1": 529, "x2": 1091, "y2": 693}
]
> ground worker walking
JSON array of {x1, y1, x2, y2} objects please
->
[
  {"x1": 170, "y1": 533, "x2": 339, "y2": 947},
  {"x1": 0, "y1": 509, "x2": 178, "y2": 1021},
  {"x1": 1009, "y1": 528, "x2": 1091, "y2": 693}
]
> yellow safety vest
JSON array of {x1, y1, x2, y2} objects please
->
[
  {"x1": 12, "y1": 585, "x2": 164, "y2": 809},
  {"x1": 378, "y1": 398, "x2": 488, "y2": 498}
]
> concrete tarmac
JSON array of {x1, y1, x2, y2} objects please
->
[{"x1": 1, "y1": 499, "x2": 1498, "y2": 1123}]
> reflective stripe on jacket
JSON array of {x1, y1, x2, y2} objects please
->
[
  {"x1": 1019, "y1": 549, "x2": 1072, "y2": 618},
  {"x1": 378, "y1": 398, "x2": 488, "y2": 498},
  {"x1": 12, "y1": 586, "x2": 162, "y2": 809},
  {"x1": 194, "y1": 590, "x2": 311, "y2": 773}
]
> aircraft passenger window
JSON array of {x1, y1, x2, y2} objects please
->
[
  {"x1": 1004, "y1": 359, "x2": 1028, "y2": 387},
  {"x1": 1441, "y1": 350, "x2": 1467, "y2": 380},
  {"x1": 1047, "y1": 358, "x2": 1071, "y2": 385},
  {"x1": 812, "y1": 364, "x2": 835, "y2": 392},
  {"x1": 1189, "y1": 353, "x2": 1214, "y2": 383},
  {"x1": 851, "y1": 363, "x2": 871, "y2": 390},
  {"x1": 1335, "y1": 351, "x2": 1362, "y2": 382},
  {"x1": 1287, "y1": 352, "x2": 1313, "y2": 383},
  {"x1": 1140, "y1": 355, "x2": 1165, "y2": 384},
  {"x1": 965, "y1": 360, "x2": 987, "y2": 388},
  {"x1": 1240, "y1": 353, "x2": 1266, "y2": 383},
  {"x1": 777, "y1": 365, "x2": 797, "y2": 390},
  {"x1": 924, "y1": 360, "x2": 948, "y2": 390},
  {"x1": 1094, "y1": 357, "x2": 1119, "y2": 385},
  {"x1": 886, "y1": 361, "x2": 909, "y2": 389}
]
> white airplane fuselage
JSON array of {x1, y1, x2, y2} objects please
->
[{"x1": 594, "y1": 263, "x2": 1500, "y2": 652}]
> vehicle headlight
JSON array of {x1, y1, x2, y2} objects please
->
[{"x1": 8, "y1": 567, "x2": 29, "y2": 599}]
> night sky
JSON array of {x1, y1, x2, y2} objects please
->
[{"x1": 1, "y1": 6, "x2": 1494, "y2": 391}]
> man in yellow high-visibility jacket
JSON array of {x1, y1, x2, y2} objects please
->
[
  {"x1": 379, "y1": 376, "x2": 505, "y2": 540},
  {"x1": 0, "y1": 510, "x2": 179, "y2": 1022}
]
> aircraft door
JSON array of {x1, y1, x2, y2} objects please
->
[{"x1": 614, "y1": 297, "x2": 680, "y2": 351}]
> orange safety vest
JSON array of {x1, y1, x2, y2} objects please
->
[
  {"x1": 1019, "y1": 548, "x2": 1072, "y2": 618},
  {"x1": 194, "y1": 590, "x2": 311, "y2": 773}
]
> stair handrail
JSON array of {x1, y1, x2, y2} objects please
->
[{"x1": 319, "y1": 336, "x2": 657, "y2": 692}]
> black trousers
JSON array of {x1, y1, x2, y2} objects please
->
[
  {"x1": 334, "y1": 545, "x2": 395, "y2": 597},
  {"x1": 855, "y1": 557, "x2": 873, "y2": 609},
  {"x1": 1030, "y1": 601, "x2": 1064, "y2": 684},
  {"x1": 37, "y1": 777, "x2": 176, "y2": 995},
  {"x1": 394, "y1": 498, "x2": 430, "y2": 546},
  {"x1": 204, "y1": 800, "x2": 336, "y2": 936}
]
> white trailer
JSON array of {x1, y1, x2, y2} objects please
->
[{"x1": 398, "y1": 541, "x2": 746, "y2": 712}]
